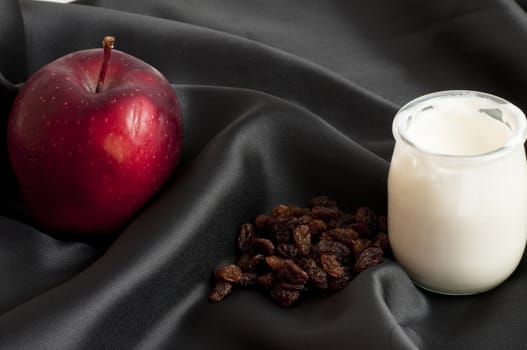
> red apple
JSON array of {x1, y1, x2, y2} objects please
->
[{"x1": 7, "y1": 37, "x2": 183, "y2": 236}]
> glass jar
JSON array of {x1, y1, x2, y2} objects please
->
[{"x1": 388, "y1": 90, "x2": 527, "y2": 295}]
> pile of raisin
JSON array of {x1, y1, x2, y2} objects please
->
[{"x1": 208, "y1": 196, "x2": 390, "y2": 307}]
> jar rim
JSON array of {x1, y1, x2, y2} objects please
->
[{"x1": 393, "y1": 90, "x2": 527, "y2": 160}]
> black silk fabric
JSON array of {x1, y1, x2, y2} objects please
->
[{"x1": 2, "y1": 0, "x2": 527, "y2": 349}]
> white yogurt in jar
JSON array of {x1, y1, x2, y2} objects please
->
[{"x1": 388, "y1": 91, "x2": 527, "y2": 295}]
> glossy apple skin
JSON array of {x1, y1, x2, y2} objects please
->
[{"x1": 7, "y1": 49, "x2": 183, "y2": 236}]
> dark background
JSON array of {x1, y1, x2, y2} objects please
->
[{"x1": 1, "y1": 0, "x2": 527, "y2": 348}]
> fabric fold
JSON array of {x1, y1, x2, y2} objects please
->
[{"x1": 2, "y1": 0, "x2": 527, "y2": 349}]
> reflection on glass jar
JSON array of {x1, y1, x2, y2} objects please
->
[{"x1": 388, "y1": 90, "x2": 527, "y2": 295}]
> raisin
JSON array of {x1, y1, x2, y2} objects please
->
[
  {"x1": 308, "y1": 219, "x2": 327, "y2": 238},
  {"x1": 299, "y1": 258, "x2": 328, "y2": 290},
  {"x1": 311, "y1": 206, "x2": 340, "y2": 220},
  {"x1": 276, "y1": 244, "x2": 299, "y2": 259},
  {"x1": 314, "y1": 239, "x2": 351, "y2": 261},
  {"x1": 289, "y1": 205, "x2": 310, "y2": 217},
  {"x1": 237, "y1": 223, "x2": 255, "y2": 253},
  {"x1": 275, "y1": 281, "x2": 306, "y2": 290},
  {"x1": 251, "y1": 238, "x2": 275, "y2": 255},
  {"x1": 269, "y1": 222, "x2": 291, "y2": 244},
  {"x1": 354, "y1": 247, "x2": 383, "y2": 273},
  {"x1": 377, "y1": 215, "x2": 387, "y2": 233},
  {"x1": 276, "y1": 259, "x2": 309, "y2": 285},
  {"x1": 271, "y1": 204, "x2": 291, "y2": 218},
  {"x1": 328, "y1": 271, "x2": 353, "y2": 291},
  {"x1": 319, "y1": 232, "x2": 333, "y2": 241},
  {"x1": 270, "y1": 286, "x2": 301, "y2": 307},
  {"x1": 350, "y1": 238, "x2": 373, "y2": 258},
  {"x1": 214, "y1": 265, "x2": 242, "y2": 283},
  {"x1": 325, "y1": 228, "x2": 359, "y2": 248},
  {"x1": 265, "y1": 255, "x2": 285, "y2": 271},
  {"x1": 208, "y1": 281, "x2": 234, "y2": 302},
  {"x1": 255, "y1": 214, "x2": 272, "y2": 230},
  {"x1": 335, "y1": 212, "x2": 355, "y2": 227},
  {"x1": 373, "y1": 232, "x2": 390, "y2": 256},
  {"x1": 258, "y1": 272, "x2": 275, "y2": 290},
  {"x1": 351, "y1": 222, "x2": 371, "y2": 237},
  {"x1": 208, "y1": 196, "x2": 389, "y2": 307},
  {"x1": 325, "y1": 219, "x2": 341, "y2": 230},
  {"x1": 286, "y1": 215, "x2": 311, "y2": 232},
  {"x1": 355, "y1": 207, "x2": 377, "y2": 234},
  {"x1": 239, "y1": 273, "x2": 258, "y2": 286},
  {"x1": 319, "y1": 254, "x2": 345, "y2": 279},
  {"x1": 308, "y1": 196, "x2": 338, "y2": 209},
  {"x1": 293, "y1": 224, "x2": 311, "y2": 256},
  {"x1": 237, "y1": 253, "x2": 265, "y2": 272}
]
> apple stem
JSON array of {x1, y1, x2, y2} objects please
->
[{"x1": 95, "y1": 36, "x2": 115, "y2": 93}]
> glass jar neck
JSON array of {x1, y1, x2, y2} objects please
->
[{"x1": 393, "y1": 90, "x2": 527, "y2": 163}]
